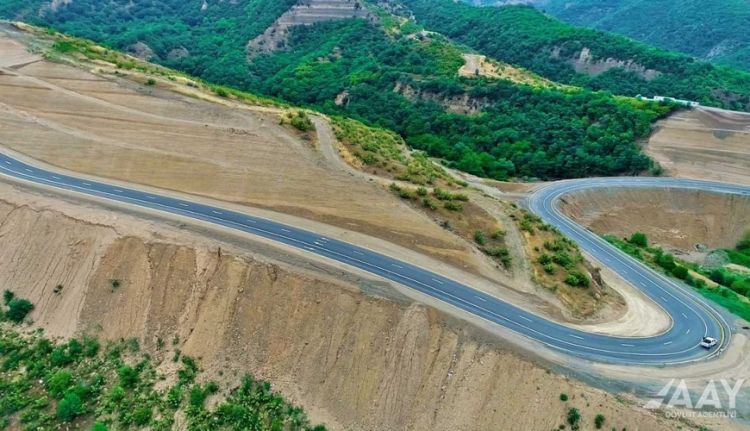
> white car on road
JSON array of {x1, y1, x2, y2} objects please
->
[{"x1": 700, "y1": 337, "x2": 718, "y2": 349}]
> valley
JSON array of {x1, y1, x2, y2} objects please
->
[{"x1": 0, "y1": 1, "x2": 750, "y2": 430}]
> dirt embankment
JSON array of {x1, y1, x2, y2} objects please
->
[
  {"x1": 560, "y1": 188, "x2": 750, "y2": 253},
  {"x1": 0, "y1": 183, "x2": 735, "y2": 431},
  {"x1": 645, "y1": 107, "x2": 750, "y2": 186}
]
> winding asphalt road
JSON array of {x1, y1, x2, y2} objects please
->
[{"x1": 0, "y1": 152, "x2": 744, "y2": 365}]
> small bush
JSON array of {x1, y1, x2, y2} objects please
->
[
  {"x1": 543, "y1": 263, "x2": 555, "y2": 274},
  {"x1": 7, "y1": 298, "x2": 34, "y2": 323},
  {"x1": 484, "y1": 247, "x2": 512, "y2": 267},
  {"x1": 671, "y1": 265, "x2": 689, "y2": 280},
  {"x1": 398, "y1": 188, "x2": 416, "y2": 200},
  {"x1": 594, "y1": 413, "x2": 605, "y2": 429},
  {"x1": 444, "y1": 201, "x2": 463, "y2": 211},
  {"x1": 552, "y1": 251, "x2": 574, "y2": 269},
  {"x1": 491, "y1": 229, "x2": 505, "y2": 240},
  {"x1": 567, "y1": 407, "x2": 581, "y2": 431},
  {"x1": 416, "y1": 187, "x2": 428, "y2": 196},
  {"x1": 519, "y1": 219, "x2": 535, "y2": 233},
  {"x1": 537, "y1": 253, "x2": 552, "y2": 265},
  {"x1": 47, "y1": 370, "x2": 73, "y2": 399},
  {"x1": 56, "y1": 392, "x2": 83, "y2": 422},
  {"x1": 132, "y1": 406, "x2": 152, "y2": 426},
  {"x1": 117, "y1": 365, "x2": 139, "y2": 388},
  {"x1": 655, "y1": 251, "x2": 676, "y2": 272},
  {"x1": 629, "y1": 231, "x2": 648, "y2": 247},
  {"x1": 52, "y1": 41, "x2": 77, "y2": 53},
  {"x1": 559, "y1": 393, "x2": 568, "y2": 401},
  {"x1": 145, "y1": 78, "x2": 156, "y2": 86},
  {"x1": 433, "y1": 188, "x2": 453, "y2": 201},
  {"x1": 474, "y1": 230, "x2": 486, "y2": 246},
  {"x1": 3, "y1": 290, "x2": 14, "y2": 305},
  {"x1": 287, "y1": 110, "x2": 314, "y2": 132},
  {"x1": 83, "y1": 337, "x2": 100, "y2": 357},
  {"x1": 565, "y1": 270, "x2": 591, "y2": 288},
  {"x1": 422, "y1": 197, "x2": 437, "y2": 210}
]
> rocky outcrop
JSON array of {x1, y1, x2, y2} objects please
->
[
  {"x1": 126, "y1": 41, "x2": 156, "y2": 61},
  {"x1": 247, "y1": 0, "x2": 372, "y2": 57},
  {"x1": 555, "y1": 46, "x2": 661, "y2": 81},
  {"x1": 394, "y1": 81, "x2": 490, "y2": 115}
]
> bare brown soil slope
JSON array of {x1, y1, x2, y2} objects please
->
[
  {"x1": 645, "y1": 107, "x2": 750, "y2": 186},
  {"x1": 0, "y1": 31, "x2": 487, "y2": 275},
  {"x1": 560, "y1": 188, "x2": 750, "y2": 252},
  {"x1": 0, "y1": 182, "x2": 734, "y2": 431}
]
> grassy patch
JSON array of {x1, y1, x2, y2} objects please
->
[
  {"x1": 605, "y1": 232, "x2": 750, "y2": 322},
  {"x1": 331, "y1": 116, "x2": 453, "y2": 186}
]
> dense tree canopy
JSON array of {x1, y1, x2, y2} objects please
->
[
  {"x1": 1, "y1": 0, "x2": 676, "y2": 180},
  {"x1": 402, "y1": 0, "x2": 750, "y2": 111},
  {"x1": 490, "y1": 0, "x2": 750, "y2": 72}
]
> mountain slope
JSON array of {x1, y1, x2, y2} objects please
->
[
  {"x1": 402, "y1": 0, "x2": 750, "y2": 111},
  {"x1": 0, "y1": 0, "x2": 676, "y2": 181},
  {"x1": 482, "y1": 0, "x2": 750, "y2": 72}
]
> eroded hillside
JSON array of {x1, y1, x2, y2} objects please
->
[
  {"x1": 0, "y1": 181, "x2": 738, "y2": 431},
  {"x1": 247, "y1": 0, "x2": 372, "y2": 56},
  {"x1": 645, "y1": 107, "x2": 750, "y2": 186},
  {"x1": 560, "y1": 188, "x2": 750, "y2": 253}
]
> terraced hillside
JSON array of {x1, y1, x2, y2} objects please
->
[{"x1": 248, "y1": 0, "x2": 372, "y2": 56}]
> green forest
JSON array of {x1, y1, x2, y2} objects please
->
[
  {"x1": 505, "y1": 0, "x2": 750, "y2": 72},
  {"x1": 0, "y1": 0, "x2": 704, "y2": 180},
  {"x1": 403, "y1": 0, "x2": 750, "y2": 111}
]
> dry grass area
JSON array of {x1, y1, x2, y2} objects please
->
[
  {"x1": 645, "y1": 107, "x2": 750, "y2": 186},
  {"x1": 560, "y1": 188, "x2": 750, "y2": 253},
  {"x1": 0, "y1": 183, "x2": 738, "y2": 431},
  {"x1": 0, "y1": 29, "x2": 489, "y2": 274},
  {"x1": 459, "y1": 54, "x2": 560, "y2": 88}
]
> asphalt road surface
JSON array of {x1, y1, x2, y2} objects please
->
[{"x1": 1, "y1": 152, "x2": 745, "y2": 365}]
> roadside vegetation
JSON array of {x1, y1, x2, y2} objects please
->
[
  {"x1": 0, "y1": 291, "x2": 325, "y2": 431},
  {"x1": 331, "y1": 116, "x2": 452, "y2": 186},
  {"x1": 509, "y1": 206, "x2": 618, "y2": 317},
  {"x1": 387, "y1": 182, "x2": 511, "y2": 268},
  {"x1": 605, "y1": 231, "x2": 750, "y2": 321},
  {"x1": 282, "y1": 110, "x2": 316, "y2": 134}
]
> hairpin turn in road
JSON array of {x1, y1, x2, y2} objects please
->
[{"x1": 1, "y1": 152, "x2": 743, "y2": 365}]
